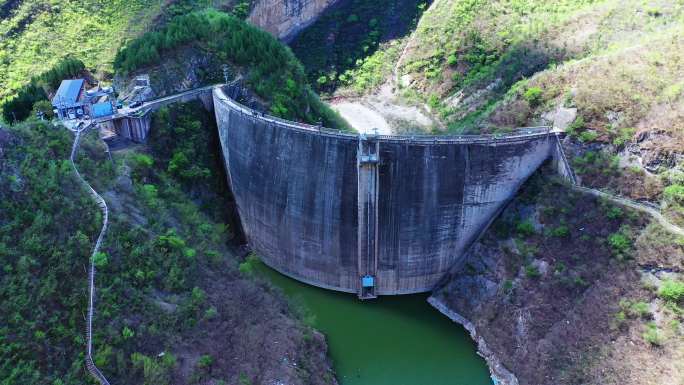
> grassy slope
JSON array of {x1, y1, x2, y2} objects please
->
[
  {"x1": 491, "y1": 0, "x2": 684, "y2": 139},
  {"x1": 0, "y1": 0, "x2": 164, "y2": 101},
  {"x1": 334, "y1": 0, "x2": 683, "y2": 132}
]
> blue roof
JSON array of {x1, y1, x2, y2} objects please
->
[
  {"x1": 52, "y1": 79, "x2": 85, "y2": 107},
  {"x1": 92, "y1": 102, "x2": 114, "y2": 118}
]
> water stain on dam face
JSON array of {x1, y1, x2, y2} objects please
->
[
  {"x1": 254, "y1": 259, "x2": 492, "y2": 385},
  {"x1": 214, "y1": 86, "x2": 561, "y2": 297}
]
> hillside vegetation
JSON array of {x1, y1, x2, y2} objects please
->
[
  {"x1": 0, "y1": 0, "x2": 163, "y2": 102},
  {"x1": 0, "y1": 122, "x2": 100, "y2": 384},
  {"x1": 319, "y1": 0, "x2": 684, "y2": 227},
  {"x1": 0, "y1": 0, "x2": 246, "y2": 106},
  {"x1": 0, "y1": 57, "x2": 85, "y2": 123},
  {"x1": 330, "y1": 0, "x2": 683, "y2": 134},
  {"x1": 0, "y1": 103, "x2": 334, "y2": 384},
  {"x1": 114, "y1": 9, "x2": 348, "y2": 128},
  {"x1": 290, "y1": 0, "x2": 430, "y2": 94}
]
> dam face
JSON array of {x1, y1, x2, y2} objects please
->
[{"x1": 214, "y1": 87, "x2": 556, "y2": 297}]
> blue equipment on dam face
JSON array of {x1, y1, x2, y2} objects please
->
[{"x1": 214, "y1": 87, "x2": 563, "y2": 299}]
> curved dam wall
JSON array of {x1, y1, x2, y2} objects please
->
[{"x1": 214, "y1": 87, "x2": 557, "y2": 296}]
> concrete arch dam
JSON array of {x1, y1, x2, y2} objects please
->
[{"x1": 214, "y1": 87, "x2": 563, "y2": 298}]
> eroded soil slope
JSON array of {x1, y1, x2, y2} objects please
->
[{"x1": 432, "y1": 171, "x2": 684, "y2": 385}]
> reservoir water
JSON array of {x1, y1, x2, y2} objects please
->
[{"x1": 254, "y1": 261, "x2": 492, "y2": 385}]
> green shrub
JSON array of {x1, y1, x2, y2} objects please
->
[
  {"x1": 612, "y1": 127, "x2": 635, "y2": 147},
  {"x1": 550, "y1": 225, "x2": 570, "y2": 238},
  {"x1": 204, "y1": 306, "x2": 218, "y2": 319},
  {"x1": 608, "y1": 231, "x2": 631, "y2": 258},
  {"x1": 31, "y1": 100, "x2": 55, "y2": 120},
  {"x1": 122, "y1": 326, "x2": 135, "y2": 339},
  {"x1": 231, "y1": 1, "x2": 251, "y2": 19},
  {"x1": 191, "y1": 287, "x2": 206, "y2": 308},
  {"x1": 525, "y1": 264, "x2": 541, "y2": 279},
  {"x1": 130, "y1": 153, "x2": 154, "y2": 180},
  {"x1": 139, "y1": 184, "x2": 160, "y2": 209},
  {"x1": 238, "y1": 253, "x2": 260, "y2": 276},
  {"x1": 198, "y1": 354, "x2": 213, "y2": 369},
  {"x1": 629, "y1": 301, "x2": 651, "y2": 318},
  {"x1": 605, "y1": 206, "x2": 623, "y2": 220},
  {"x1": 93, "y1": 345, "x2": 113, "y2": 368},
  {"x1": 428, "y1": 93, "x2": 441, "y2": 109},
  {"x1": 515, "y1": 238, "x2": 539, "y2": 258},
  {"x1": 554, "y1": 261, "x2": 566, "y2": 274},
  {"x1": 574, "y1": 276, "x2": 588, "y2": 287},
  {"x1": 643, "y1": 322, "x2": 663, "y2": 346},
  {"x1": 567, "y1": 116, "x2": 585, "y2": 136},
  {"x1": 646, "y1": 7, "x2": 662, "y2": 17},
  {"x1": 658, "y1": 279, "x2": 684, "y2": 303},
  {"x1": 612, "y1": 310, "x2": 627, "y2": 329},
  {"x1": 92, "y1": 251, "x2": 108, "y2": 268},
  {"x1": 579, "y1": 130, "x2": 599, "y2": 143},
  {"x1": 516, "y1": 220, "x2": 536, "y2": 236},
  {"x1": 131, "y1": 352, "x2": 177, "y2": 385},
  {"x1": 664, "y1": 184, "x2": 684, "y2": 204},
  {"x1": 523, "y1": 87, "x2": 543, "y2": 107}
]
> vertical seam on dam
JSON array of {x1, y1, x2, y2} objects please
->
[{"x1": 357, "y1": 135, "x2": 380, "y2": 298}]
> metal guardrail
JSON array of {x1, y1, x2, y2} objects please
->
[
  {"x1": 554, "y1": 136, "x2": 578, "y2": 185},
  {"x1": 70, "y1": 127, "x2": 111, "y2": 385}
]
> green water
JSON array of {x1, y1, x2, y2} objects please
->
[{"x1": 255, "y1": 264, "x2": 492, "y2": 385}]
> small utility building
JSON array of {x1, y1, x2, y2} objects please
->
[{"x1": 52, "y1": 79, "x2": 86, "y2": 120}]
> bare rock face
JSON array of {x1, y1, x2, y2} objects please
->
[{"x1": 248, "y1": 0, "x2": 339, "y2": 41}]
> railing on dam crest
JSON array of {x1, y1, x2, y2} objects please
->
[{"x1": 213, "y1": 86, "x2": 553, "y2": 144}]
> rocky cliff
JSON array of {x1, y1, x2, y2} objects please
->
[
  {"x1": 248, "y1": 0, "x2": 339, "y2": 41},
  {"x1": 430, "y1": 171, "x2": 684, "y2": 385}
]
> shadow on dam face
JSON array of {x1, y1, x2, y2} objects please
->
[{"x1": 213, "y1": 87, "x2": 561, "y2": 298}]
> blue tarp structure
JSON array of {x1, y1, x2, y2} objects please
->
[
  {"x1": 52, "y1": 79, "x2": 85, "y2": 108},
  {"x1": 362, "y1": 275, "x2": 375, "y2": 287},
  {"x1": 92, "y1": 102, "x2": 114, "y2": 118}
]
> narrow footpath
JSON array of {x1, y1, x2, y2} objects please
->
[
  {"x1": 572, "y1": 185, "x2": 684, "y2": 237},
  {"x1": 69, "y1": 126, "x2": 111, "y2": 385}
]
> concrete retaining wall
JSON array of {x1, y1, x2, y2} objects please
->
[{"x1": 214, "y1": 87, "x2": 558, "y2": 296}]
